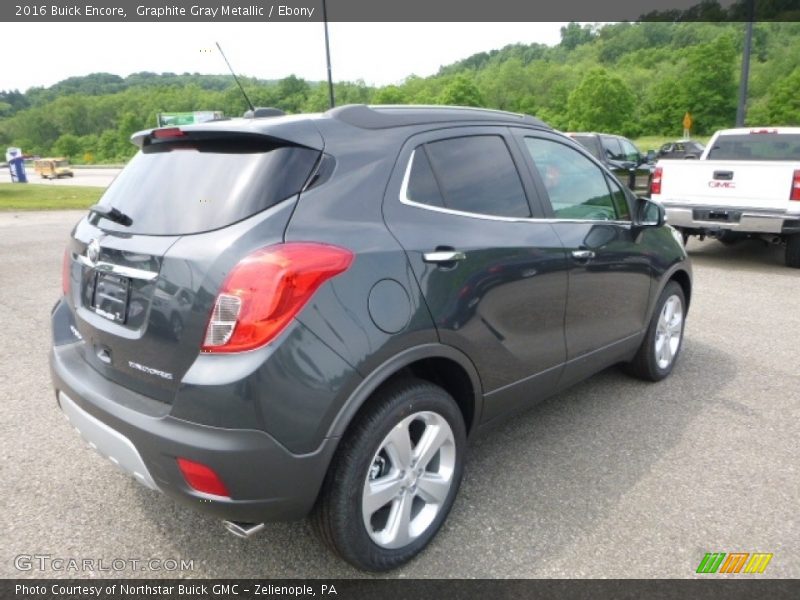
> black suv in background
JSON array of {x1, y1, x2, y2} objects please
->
[
  {"x1": 51, "y1": 105, "x2": 691, "y2": 571},
  {"x1": 567, "y1": 132, "x2": 653, "y2": 194}
]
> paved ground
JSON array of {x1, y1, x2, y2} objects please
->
[
  {"x1": 1, "y1": 211, "x2": 798, "y2": 579},
  {"x1": 0, "y1": 167, "x2": 121, "y2": 188}
]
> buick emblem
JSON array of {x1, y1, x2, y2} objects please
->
[{"x1": 87, "y1": 239, "x2": 100, "y2": 264}]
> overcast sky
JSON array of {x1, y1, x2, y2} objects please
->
[{"x1": 0, "y1": 22, "x2": 571, "y2": 92}]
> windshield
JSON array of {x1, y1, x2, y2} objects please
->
[
  {"x1": 94, "y1": 136, "x2": 320, "y2": 235},
  {"x1": 706, "y1": 134, "x2": 800, "y2": 161}
]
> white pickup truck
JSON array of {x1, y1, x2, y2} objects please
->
[{"x1": 650, "y1": 127, "x2": 800, "y2": 268}]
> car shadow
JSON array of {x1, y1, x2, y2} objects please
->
[{"x1": 686, "y1": 238, "x2": 790, "y2": 272}]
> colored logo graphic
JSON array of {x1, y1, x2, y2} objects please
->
[{"x1": 696, "y1": 552, "x2": 773, "y2": 574}]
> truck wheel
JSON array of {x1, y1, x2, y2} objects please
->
[
  {"x1": 786, "y1": 234, "x2": 800, "y2": 269},
  {"x1": 625, "y1": 281, "x2": 686, "y2": 382},
  {"x1": 312, "y1": 378, "x2": 466, "y2": 571}
]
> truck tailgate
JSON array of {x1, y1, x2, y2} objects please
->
[{"x1": 656, "y1": 160, "x2": 797, "y2": 211}]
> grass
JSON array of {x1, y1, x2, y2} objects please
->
[{"x1": 0, "y1": 183, "x2": 102, "y2": 210}]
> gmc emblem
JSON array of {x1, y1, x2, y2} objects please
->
[{"x1": 709, "y1": 181, "x2": 736, "y2": 189}]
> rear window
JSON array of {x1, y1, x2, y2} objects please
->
[
  {"x1": 570, "y1": 135, "x2": 602, "y2": 159},
  {"x1": 94, "y1": 135, "x2": 320, "y2": 235},
  {"x1": 706, "y1": 134, "x2": 800, "y2": 161}
]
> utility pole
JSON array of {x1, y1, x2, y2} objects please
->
[
  {"x1": 735, "y1": 0, "x2": 755, "y2": 126},
  {"x1": 322, "y1": 0, "x2": 335, "y2": 109}
]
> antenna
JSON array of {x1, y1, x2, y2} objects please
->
[
  {"x1": 216, "y1": 41, "x2": 255, "y2": 113},
  {"x1": 322, "y1": 0, "x2": 335, "y2": 108}
]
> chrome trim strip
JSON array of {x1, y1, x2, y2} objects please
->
[
  {"x1": 75, "y1": 254, "x2": 158, "y2": 281},
  {"x1": 423, "y1": 250, "x2": 467, "y2": 263},
  {"x1": 398, "y1": 149, "x2": 632, "y2": 226}
]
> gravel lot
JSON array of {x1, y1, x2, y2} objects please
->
[{"x1": 1, "y1": 210, "x2": 798, "y2": 579}]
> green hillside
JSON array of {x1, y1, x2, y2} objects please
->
[{"x1": 2, "y1": 22, "x2": 799, "y2": 163}]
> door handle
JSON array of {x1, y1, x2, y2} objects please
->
[
  {"x1": 423, "y1": 250, "x2": 466, "y2": 264},
  {"x1": 571, "y1": 249, "x2": 595, "y2": 261}
]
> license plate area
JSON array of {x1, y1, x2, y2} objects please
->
[
  {"x1": 693, "y1": 208, "x2": 742, "y2": 223},
  {"x1": 91, "y1": 271, "x2": 131, "y2": 323}
]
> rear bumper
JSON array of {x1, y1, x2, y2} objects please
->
[
  {"x1": 50, "y1": 342, "x2": 338, "y2": 523},
  {"x1": 663, "y1": 203, "x2": 800, "y2": 235}
]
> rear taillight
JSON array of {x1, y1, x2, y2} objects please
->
[
  {"x1": 202, "y1": 243, "x2": 353, "y2": 353},
  {"x1": 650, "y1": 167, "x2": 663, "y2": 196},
  {"x1": 62, "y1": 247, "x2": 71, "y2": 296},
  {"x1": 177, "y1": 458, "x2": 230, "y2": 497},
  {"x1": 791, "y1": 170, "x2": 800, "y2": 202}
]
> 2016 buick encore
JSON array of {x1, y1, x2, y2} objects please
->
[{"x1": 50, "y1": 105, "x2": 691, "y2": 571}]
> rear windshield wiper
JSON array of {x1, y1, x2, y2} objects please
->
[{"x1": 88, "y1": 204, "x2": 133, "y2": 227}]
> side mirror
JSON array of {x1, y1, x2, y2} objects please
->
[{"x1": 637, "y1": 197, "x2": 666, "y2": 227}]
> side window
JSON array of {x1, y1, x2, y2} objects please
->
[
  {"x1": 619, "y1": 138, "x2": 641, "y2": 162},
  {"x1": 601, "y1": 136, "x2": 624, "y2": 161},
  {"x1": 415, "y1": 135, "x2": 530, "y2": 218},
  {"x1": 606, "y1": 176, "x2": 632, "y2": 221},
  {"x1": 405, "y1": 148, "x2": 445, "y2": 208},
  {"x1": 524, "y1": 137, "x2": 623, "y2": 221}
]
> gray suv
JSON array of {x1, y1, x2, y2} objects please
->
[{"x1": 51, "y1": 105, "x2": 691, "y2": 571}]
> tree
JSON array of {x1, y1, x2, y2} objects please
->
[
  {"x1": 567, "y1": 68, "x2": 636, "y2": 135},
  {"x1": 53, "y1": 133, "x2": 81, "y2": 158},
  {"x1": 373, "y1": 85, "x2": 407, "y2": 104},
  {"x1": 681, "y1": 34, "x2": 738, "y2": 133},
  {"x1": 477, "y1": 58, "x2": 530, "y2": 111},
  {"x1": 439, "y1": 74, "x2": 484, "y2": 107},
  {"x1": 762, "y1": 68, "x2": 800, "y2": 125},
  {"x1": 560, "y1": 22, "x2": 596, "y2": 50},
  {"x1": 275, "y1": 75, "x2": 310, "y2": 113}
]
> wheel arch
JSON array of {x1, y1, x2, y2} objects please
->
[
  {"x1": 667, "y1": 267, "x2": 692, "y2": 310},
  {"x1": 327, "y1": 344, "x2": 484, "y2": 443}
]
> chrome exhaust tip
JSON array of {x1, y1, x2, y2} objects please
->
[{"x1": 223, "y1": 520, "x2": 265, "y2": 538}]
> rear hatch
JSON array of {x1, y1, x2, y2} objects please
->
[{"x1": 65, "y1": 122, "x2": 322, "y2": 403}]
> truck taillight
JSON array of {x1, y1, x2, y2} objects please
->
[
  {"x1": 650, "y1": 167, "x2": 663, "y2": 195},
  {"x1": 202, "y1": 243, "x2": 353, "y2": 353},
  {"x1": 62, "y1": 247, "x2": 71, "y2": 296},
  {"x1": 791, "y1": 170, "x2": 800, "y2": 202}
]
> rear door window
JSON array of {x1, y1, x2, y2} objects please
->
[
  {"x1": 94, "y1": 134, "x2": 320, "y2": 235},
  {"x1": 415, "y1": 135, "x2": 530, "y2": 218},
  {"x1": 706, "y1": 134, "x2": 800, "y2": 160}
]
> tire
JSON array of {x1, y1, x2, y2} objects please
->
[
  {"x1": 625, "y1": 281, "x2": 686, "y2": 382},
  {"x1": 311, "y1": 378, "x2": 466, "y2": 571},
  {"x1": 786, "y1": 234, "x2": 800, "y2": 269}
]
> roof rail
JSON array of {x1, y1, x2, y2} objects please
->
[
  {"x1": 326, "y1": 104, "x2": 550, "y2": 130},
  {"x1": 243, "y1": 107, "x2": 286, "y2": 118}
]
